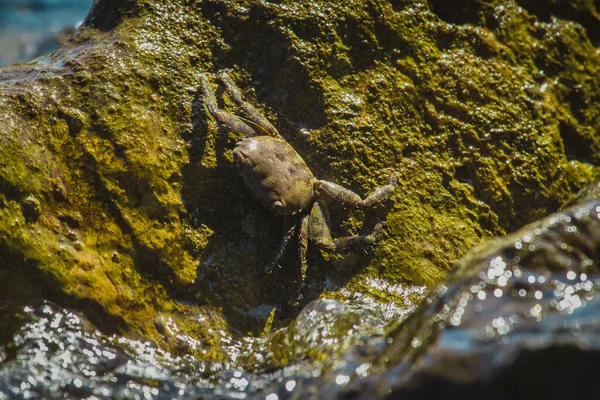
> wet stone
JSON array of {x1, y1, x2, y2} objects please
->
[
  {"x1": 307, "y1": 199, "x2": 600, "y2": 399},
  {"x1": 0, "y1": 0, "x2": 599, "y2": 398},
  {"x1": 3, "y1": 201, "x2": 600, "y2": 398}
]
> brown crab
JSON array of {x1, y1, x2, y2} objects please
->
[{"x1": 200, "y1": 73, "x2": 396, "y2": 299}]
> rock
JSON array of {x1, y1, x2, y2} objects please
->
[
  {"x1": 3, "y1": 200, "x2": 600, "y2": 398},
  {"x1": 308, "y1": 199, "x2": 600, "y2": 399},
  {"x1": 0, "y1": 0, "x2": 598, "y2": 365}
]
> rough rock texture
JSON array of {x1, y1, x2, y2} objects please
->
[
  {"x1": 293, "y1": 198, "x2": 600, "y2": 400},
  {"x1": 0, "y1": 0, "x2": 598, "y2": 359},
  {"x1": 2, "y1": 198, "x2": 600, "y2": 399}
]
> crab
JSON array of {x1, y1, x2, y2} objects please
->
[{"x1": 200, "y1": 73, "x2": 396, "y2": 300}]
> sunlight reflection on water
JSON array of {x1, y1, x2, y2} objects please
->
[{"x1": 0, "y1": 0, "x2": 92, "y2": 66}]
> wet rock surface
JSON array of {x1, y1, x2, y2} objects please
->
[
  {"x1": 2, "y1": 200, "x2": 600, "y2": 398},
  {"x1": 0, "y1": 297, "x2": 409, "y2": 399},
  {"x1": 0, "y1": 0, "x2": 599, "y2": 398},
  {"x1": 313, "y1": 198, "x2": 600, "y2": 399}
]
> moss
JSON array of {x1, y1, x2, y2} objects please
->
[{"x1": 0, "y1": 0, "x2": 598, "y2": 363}]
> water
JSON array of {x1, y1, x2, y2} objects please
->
[
  {"x1": 0, "y1": 0, "x2": 92, "y2": 66},
  {"x1": 0, "y1": 299, "x2": 395, "y2": 399},
  {"x1": 3, "y1": 200, "x2": 600, "y2": 398}
]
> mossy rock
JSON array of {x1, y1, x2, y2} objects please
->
[{"x1": 0, "y1": 0, "x2": 598, "y2": 359}]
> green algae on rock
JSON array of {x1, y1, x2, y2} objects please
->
[
  {"x1": 3, "y1": 199, "x2": 600, "y2": 399},
  {"x1": 0, "y1": 0, "x2": 598, "y2": 365}
]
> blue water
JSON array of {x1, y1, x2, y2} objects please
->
[{"x1": 0, "y1": 0, "x2": 92, "y2": 66}]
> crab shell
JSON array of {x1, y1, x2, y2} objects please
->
[{"x1": 233, "y1": 136, "x2": 315, "y2": 216}]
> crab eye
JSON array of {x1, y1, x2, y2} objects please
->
[{"x1": 271, "y1": 200, "x2": 285, "y2": 215}]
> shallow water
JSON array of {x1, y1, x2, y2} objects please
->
[
  {"x1": 2, "y1": 200, "x2": 600, "y2": 399},
  {"x1": 0, "y1": 298, "x2": 406, "y2": 399},
  {"x1": 0, "y1": 0, "x2": 91, "y2": 66}
]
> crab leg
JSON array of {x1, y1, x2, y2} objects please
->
[
  {"x1": 294, "y1": 212, "x2": 310, "y2": 301},
  {"x1": 265, "y1": 216, "x2": 296, "y2": 274},
  {"x1": 200, "y1": 74, "x2": 261, "y2": 137},
  {"x1": 309, "y1": 200, "x2": 381, "y2": 252},
  {"x1": 316, "y1": 174, "x2": 397, "y2": 209},
  {"x1": 218, "y1": 73, "x2": 283, "y2": 140}
]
